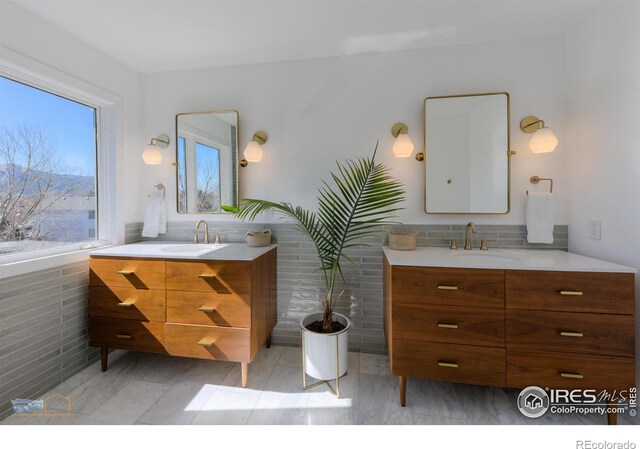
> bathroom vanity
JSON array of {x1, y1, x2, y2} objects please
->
[
  {"x1": 88, "y1": 242, "x2": 277, "y2": 387},
  {"x1": 383, "y1": 247, "x2": 636, "y2": 424}
]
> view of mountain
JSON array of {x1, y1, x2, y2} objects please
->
[{"x1": 0, "y1": 164, "x2": 95, "y2": 196}]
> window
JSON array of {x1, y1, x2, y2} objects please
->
[{"x1": 0, "y1": 75, "x2": 97, "y2": 257}]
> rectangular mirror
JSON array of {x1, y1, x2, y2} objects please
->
[
  {"x1": 176, "y1": 110, "x2": 238, "y2": 214},
  {"x1": 424, "y1": 92, "x2": 510, "y2": 214}
]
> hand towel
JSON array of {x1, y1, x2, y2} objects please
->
[
  {"x1": 142, "y1": 189, "x2": 166, "y2": 238},
  {"x1": 526, "y1": 192, "x2": 554, "y2": 244}
]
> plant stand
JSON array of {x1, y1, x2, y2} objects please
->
[{"x1": 301, "y1": 328, "x2": 346, "y2": 398}]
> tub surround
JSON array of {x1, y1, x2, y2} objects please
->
[
  {"x1": 383, "y1": 248, "x2": 636, "y2": 424},
  {"x1": 88, "y1": 243, "x2": 277, "y2": 387}
]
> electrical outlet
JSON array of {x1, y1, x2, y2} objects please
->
[{"x1": 589, "y1": 220, "x2": 601, "y2": 240}]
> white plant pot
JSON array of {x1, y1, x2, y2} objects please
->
[{"x1": 301, "y1": 312, "x2": 351, "y2": 381}]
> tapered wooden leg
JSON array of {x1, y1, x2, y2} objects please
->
[
  {"x1": 399, "y1": 376, "x2": 406, "y2": 407},
  {"x1": 100, "y1": 348, "x2": 108, "y2": 372},
  {"x1": 607, "y1": 401, "x2": 617, "y2": 425},
  {"x1": 266, "y1": 334, "x2": 271, "y2": 348},
  {"x1": 241, "y1": 362, "x2": 248, "y2": 388}
]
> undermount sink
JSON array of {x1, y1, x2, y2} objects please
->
[
  {"x1": 451, "y1": 252, "x2": 521, "y2": 263},
  {"x1": 159, "y1": 244, "x2": 227, "y2": 254}
]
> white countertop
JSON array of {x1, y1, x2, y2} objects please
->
[
  {"x1": 382, "y1": 247, "x2": 637, "y2": 273},
  {"x1": 90, "y1": 242, "x2": 276, "y2": 261}
]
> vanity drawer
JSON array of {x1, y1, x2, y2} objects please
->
[
  {"x1": 392, "y1": 340, "x2": 505, "y2": 387},
  {"x1": 506, "y1": 310, "x2": 635, "y2": 357},
  {"x1": 506, "y1": 351, "x2": 636, "y2": 391},
  {"x1": 393, "y1": 303, "x2": 504, "y2": 347},
  {"x1": 392, "y1": 266, "x2": 504, "y2": 309},
  {"x1": 164, "y1": 323, "x2": 250, "y2": 362},
  {"x1": 90, "y1": 257, "x2": 165, "y2": 290},
  {"x1": 89, "y1": 286, "x2": 166, "y2": 322},
  {"x1": 166, "y1": 290, "x2": 251, "y2": 328},
  {"x1": 166, "y1": 261, "x2": 252, "y2": 294},
  {"x1": 506, "y1": 270, "x2": 635, "y2": 314},
  {"x1": 89, "y1": 318, "x2": 165, "y2": 353}
]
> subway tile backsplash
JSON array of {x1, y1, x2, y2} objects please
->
[{"x1": 125, "y1": 222, "x2": 568, "y2": 353}]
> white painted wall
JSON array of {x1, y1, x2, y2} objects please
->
[
  {"x1": 0, "y1": 1, "x2": 144, "y2": 232},
  {"x1": 142, "y1": 35, "x2": 568, "y2": 225},
  {"x1": 565, "y1": 2, "x2": 640, "y2": 396}
]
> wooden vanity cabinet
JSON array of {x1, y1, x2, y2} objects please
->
[
  {"x1": 384, "y1": 258, "x2": 636, "y2": 424},
  {"x1": 89, "y1": 248, "x2": 277, "y2": 387}
]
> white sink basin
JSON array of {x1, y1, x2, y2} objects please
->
[
  {"x1": 451, "y1": 252, "x2": 521, "y2": 263},
  {"x1": 159, "y1": 244, "x2": 227, "y2": 254}
]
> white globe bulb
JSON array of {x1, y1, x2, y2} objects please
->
[
  {"x1": 142, "y1": 144, "x2": 163, "y2": 164},
  {"x1": 244, "y1": 141, "x2": 263, "y2": 162},
  {"x1": 529, "y1": 127, "x2": 558, "y2": 153},
  {"x1": 392, "y1": 134, "x2": 414, "y2": 157}
]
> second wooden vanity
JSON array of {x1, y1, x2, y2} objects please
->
[
  {"x1": 383, "y1": 247, "x2": 636, "y2": 424},
  {"x1": 88, "y1": 242, "x2": 277, "y2": 387}
]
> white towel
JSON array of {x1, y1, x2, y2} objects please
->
[
  {"x1": 142, "y1": 190, "x2": 166, "y2": 238},
  {"x1": 526, "y1": 192, "x2": 554, "y2": 244}
]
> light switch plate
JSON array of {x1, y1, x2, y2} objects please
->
[{"x1": 589, "y1": 220, "x2": 602, "y2": 240}]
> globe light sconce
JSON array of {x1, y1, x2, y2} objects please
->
[
  {"x1": 240, "y1": 131, "x2": 268, "y2": 167},
  {"x1": 520, "y1": 115, "x2": 558, "y2": 153},
  {"x1": 142, "y1": 134, "x2": 170, "y2": 165},
  {"x1": 391, "y1": 122, "x2": 423, "y2": 161}
]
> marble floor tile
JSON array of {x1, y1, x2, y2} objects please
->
[
  {"x1": 412, "y1": 414, "x2": 471, "y2": 425},
  {"x1": 359, "y1": 352, "x2": 390, "y2": 376},
  {"x1": 191, "y1": 387, "x2": 261, "y2": 425},
  {"x1": 277, "y1": 346, "x2": 301, "y2": 368},
  {"x1": 220, "y1": 346, "x2": 283, "y2": 390},
  {"x1": 304, "y1": 400, "x2": 357, "y2": 425},
  {"x1": 137, "y1": 382, "x2": 217, "y2": 425},
  {"x1": 175, "y1": 359, "x2": 235, "y2": 385},
  {"x1": 357, "y1": 373, "x2": 414, "y2": 425},
  {"x1": 246, "y1": 365, "x2": 310, "y2": 424},
  {"x1": 81, "y1": 381, "x2": 171, "y2": 425},
  {"x1": 0, "y1": 410, "x2": 88, "y2": 425},
  {"x1": 138, "y1": 354, "x2": 196, "y2": 385}
]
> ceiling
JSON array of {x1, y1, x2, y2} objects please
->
[{"x1": 15, "y1": 0, "x2": 602, "y2": 74}]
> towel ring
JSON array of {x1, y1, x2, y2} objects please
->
[
  {"x1": 150, "y1": 183, "x2": 166, "y2": 200},
  {"x1": 526, "y1": 176, "x2": 553, "y2": 195}
]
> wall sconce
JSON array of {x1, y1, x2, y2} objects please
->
[
  {"x1": 142, "y1": 134, "x2": 170, "y2": 165},
  {"x1": 391, "y1": 122, "x2": 423, "y2": 161},
  {"x1": 520, "y1": 115, "x2": 558, "y2": 153},
  {"x1": 240, "y1": 131, "x2": 268, "y2": 167}
]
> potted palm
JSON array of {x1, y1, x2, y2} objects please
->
[{"x1": 235, "y1": 145, "x2": 405, "y2": 391}]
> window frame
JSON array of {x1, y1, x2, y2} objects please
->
[{"x1": 0, "y1": 46, "x2": 123, "y2": 278}]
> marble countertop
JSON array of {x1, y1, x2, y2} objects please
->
[
  {"x1": 90, "y1": 242, "x2": 276, "y2": 261},
  {"x1": 382, "y1": 247, "x2": 636, "y2": 273}
]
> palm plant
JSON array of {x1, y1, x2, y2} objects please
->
[{"x1": 235, "y1": 145, "x2": 406, "y2": 333}]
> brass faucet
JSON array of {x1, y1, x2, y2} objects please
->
[
  {"x1": 464, "y1": 222, "x2": 477, "y2": 250},
  {"x1": 215, "y1": 232, "x2": 221, "y2": 244},
  {"x1": 193, "y1": 220, "x2": 210, "y2": 244}
]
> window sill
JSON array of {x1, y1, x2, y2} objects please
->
[{"x1": 0, "y1": 244, "x2": 108, "y2": 280}]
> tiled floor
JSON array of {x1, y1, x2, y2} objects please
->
[{"x1": 1, "y1": 346, "x2": 634, "y2": 425}]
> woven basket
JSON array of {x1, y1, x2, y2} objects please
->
[
  {"x1": 246, "y1": 229, "x2": 272, "y2": 247},
  {"x1": 387, "y1": 230, "x2": 418, "y2": 251}
]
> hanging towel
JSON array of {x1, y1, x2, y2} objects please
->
[
  {"x1": 142, "y1": 189, "x2": 166, "y2": 238},
  {"x1": 526, "y1": 192, "x2": 554, "y2": 244}
]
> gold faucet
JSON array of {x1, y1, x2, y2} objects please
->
[
  {"x1": 464, "y1": 222, "x2": 477, "y2": 250},
  {"x1": 194, "y1": 220, "x2": 210, "y2": 244},
  {"x1": 215, "y1": 232, "x2": 221, "y2": 244}
]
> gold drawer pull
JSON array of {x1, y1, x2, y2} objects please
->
[
  {"x1": 560, "y1": 372, "x2": 584, "y2": 379},
  {"x1": 117, "y1": 270, "x2": 134, "y2": 275},
  {"x1": 197, "y1": 340, "x2": 215, "y2": 347},
  {"x1": 197, "y1": 306, "x2": 216, "y2": 313},
  {"x1": 438, "y1": 361, "x2": 459, "y2": 368},
  {"x1": 198, "y1": 274, "x2": 217, "y2": 279},
  {"x1": 116, "y1": 302, "x2": 135, "y2": 307},
  {"x1": 437, "y1": 285, "x2": 458, "y2": 291},
  {"x1": 560, "y1": 331, "x2": 584, "y2": 338},
  {"x1": 437, "y1": 323, "x2": 459, "y2": 329},
  {"x1": 116, "y1": 334, "x2": 132, "y2": 339},
  {"x1": 560, "y1": 290, "x2": 583, "y2": 296}
]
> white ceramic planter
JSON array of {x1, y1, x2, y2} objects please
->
[{"x1": 301, "y1": 312, "x2": 351, "y2": 381}]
